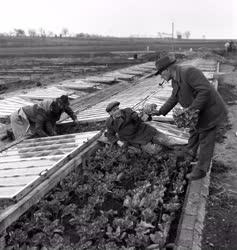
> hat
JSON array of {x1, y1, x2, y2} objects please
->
[
  {"x1": 155, "y1": 56, "x2": 176, "y2": 75},
  {"x1": 106, "y1": 101, "x2": 120, "y2": 112},
  {"x1": 56, "y1": 95, "x2": 69, "y2": 105}
]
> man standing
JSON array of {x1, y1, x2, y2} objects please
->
[
  {"x1": 152, "y1": 55, "x2": 227, "y2": 180},
  {"x1": 105, "y1": 101, "x2": 173, "y2": 151},
  {"x1": 10, "y1": 95, "x2": 77, "y2": 139}
]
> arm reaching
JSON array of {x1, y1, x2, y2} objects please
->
[
  {"x1": 105, "y1": 119, "x2": 119, "y2": 144},
  {"x1": 64, "y1": 106, "x2": 77, "y2": 121}
]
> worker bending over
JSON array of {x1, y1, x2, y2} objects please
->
[
  {"x1": 151, "y1": 55, "x2": 227, "y2": 180},
  {"x1": 10, "y1": 95, "x2": 78, "y2": 139}
]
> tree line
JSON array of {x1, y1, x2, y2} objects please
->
[{"x1": 0, "y1": 28, "x2": 108, "y2": 38}]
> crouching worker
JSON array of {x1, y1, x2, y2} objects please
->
[
  {"x1": 10, "y1": 95, "x2": 77, "y2": 140},
  {"x1": 104, "y1": 101, "x2": 174, "y2": 154}
]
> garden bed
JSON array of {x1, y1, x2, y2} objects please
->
[{"x1": 4, "y1": 143, "x2": 189, "y2": 250}]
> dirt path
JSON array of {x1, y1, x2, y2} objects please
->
[{"x1": 202, "y1": 54, "x2": 237, "y2": 249}]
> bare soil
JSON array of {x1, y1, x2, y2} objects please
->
[
  {"x1": 0, "y1": 55, "x2": 147, "y2": 98},
  {"x1": 202, "y1": 53, "x2": 237, "y2": 250},
  {"x1": 0, "y1": 36, "x2": 225, "y2": 56}
]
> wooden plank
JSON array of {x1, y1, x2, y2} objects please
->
[
  {"x1": 153, "y1": 122, "x2": 189, "y2": 137},
  {"x1": 64, "y1": 116, "x2": 107, "y2": 124},
  {"x1": 148, "y1": 121, "x2": 188, "y2": 145},
  {"x1": 152, "y1": 116, "x2": 175, "y2": 122},
  {"x1": 0, "y1": 104, "x2": 26, "y2": 110},
  {"x1": 0, "y1": 176, "x2": 38, "y2": 187},
  {"x1": 0, "y1": 155, "x2": 62, "y2": 163},
  {"x1": 21, "y1": 131, "x2": 97, "y2": 143},
  {"x1": 119, "y1": 70, "x2": 144, "y2": 76},
  {"x1": 12, "y1": 142, "x2": 78, "y2": 152},
  {"x1": 0, "y1": 187, "x2": 24, "y2": 199},
  {"x1": 0, "y1": 136, "x2": 28, "y2": 154},
  {"x1": 103, "y1": 73, "x2": 135, "y2": 81},
  {"x1": 1, "y1": 148, "x2": 72, "y2": 159},
  {"x1": 0, "y1": 160, "x2": 56, "y2": 170},
  {"x1": 1, "y1": 98, "x2": 32, "y2": 106},
  {"x1": 0, "y1": 165, "x2": 52, "y2": 178},
  {"x1": 9, "y1": 141, "x2": 78, "y2": 153},
  {"x1": 16, "y1": 138, "x2": 76, "y2": 148},
  {"x1": 85, "y1": 76, "x2": 117, "y2": 84}
]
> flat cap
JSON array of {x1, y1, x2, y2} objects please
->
[
  {"x1": 155, "y1": 55, "x2": 176, "y2": 75},
  {"x1": 106, "y1": 101, "x2": 120, "y2": 112}
]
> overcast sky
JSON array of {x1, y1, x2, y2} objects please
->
[{"x1": 0, "y1": 0, "x2": 236, "y2": 39}]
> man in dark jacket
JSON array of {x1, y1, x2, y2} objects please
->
[
  {"x1": 105, "y1": 101, "x2": 172, "y2": 150},
  {"x1": 152, "y1": 55, "x2": 228, "y2": 180},
  {"x1": 11, "y1": 95, "x2": 77, "y2": 139}
]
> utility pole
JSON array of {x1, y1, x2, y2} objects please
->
[{"x1": 171, "y1": 22, "x2": 174, "y2": 52}]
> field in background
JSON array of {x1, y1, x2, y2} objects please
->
[{"x1": 0, "y1": 36, "x2": 227, "y2": 57}]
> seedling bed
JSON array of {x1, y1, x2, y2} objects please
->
[{"x1": 5, "y1": 144, "x2": 189, "y2": 250}]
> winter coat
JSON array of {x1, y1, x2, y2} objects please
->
[
  {"x1": 159, "y1": 65, "x2": 228, "y2": 131},
  {"x1": 106, "y1": 108, "x2": 157, "y2": 145},
  {"x1": 21, "y1": 103, "x2": 54, "y2": 137},
  {"x1": 22, "y1": 99, "x2": 76, "y2": 136}
]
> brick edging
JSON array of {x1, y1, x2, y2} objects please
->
[{"x1": 174, "y1": 165, "x2": 211, "y2": 250}]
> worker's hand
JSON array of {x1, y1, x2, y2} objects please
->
[
  {"x1": 151, "y1": 109, "x2": 162, "y2": 116},
  {"x1": 117, "y1": 140, "x2": 124, "y2": 147},
  {"x1": 48, "y1": 130, "x2": 57, "y2": 136},
  {"x1": 141, "y1": 113, "x2": 149, "y2": 121}
]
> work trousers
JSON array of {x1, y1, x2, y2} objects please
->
[
  {"x1": 151, "y1": 132, "x2": 174, "y2": 148},
  {"x1": 187, "y1": 126, "x2": 217, "y2": 173},
  {"x1": 129, "y1": 132, "x2": 172, "y2": 155}
]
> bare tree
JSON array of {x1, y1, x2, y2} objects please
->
[
  {"x1": 14, "y1": 29, "x2": 25, "y2": 36},
  {"x1": 47, "y1": 31, "x2": 55, "y2": 37},
  {"x1": 39, "y1": 28, "x2": 46, "y2": 37},
  {"x1": 28, "y1": 29, "x2": 37, "y2": 37},
  {"x1": 184, "y1": 31, "x2": 191, "y2": 39},
  {"x1": 62, "y1": 28, "x2": 69, "y2": 37}
]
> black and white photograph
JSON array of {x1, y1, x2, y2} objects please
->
[{"x1": 0, "y1": 0, "x2": 236, "y2": 249}]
